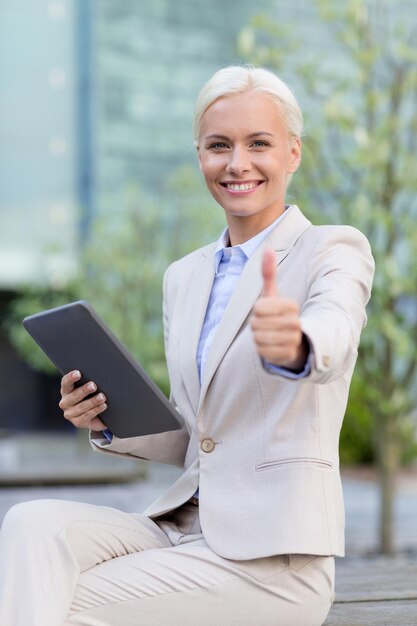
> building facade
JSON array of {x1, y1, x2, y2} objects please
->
[{"x1": 0, "y1": 0, "x2": 288, "y2": 428}]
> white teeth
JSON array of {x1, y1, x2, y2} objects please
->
[{"x1": 226, "y1": 182, "x2": 258, "y2": 191}]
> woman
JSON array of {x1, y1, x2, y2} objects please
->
[{"x1": 0, "y1": 66, "x2": 374, "y2": 625}]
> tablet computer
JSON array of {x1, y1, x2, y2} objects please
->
[{"x1": 23, "y1": 301, "x2": 182, "y2": 439}]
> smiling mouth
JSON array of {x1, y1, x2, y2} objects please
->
[{"x1": 220, "y1": 181, "x2": 264, "y2": 192}]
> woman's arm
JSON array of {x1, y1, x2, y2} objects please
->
[{"x1": 252, "y1": 226, "x2": 374, "y2": 384}]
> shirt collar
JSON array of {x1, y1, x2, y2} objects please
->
[{"x1": 213, "y1": 205, "x2": 293, "y2": 273}]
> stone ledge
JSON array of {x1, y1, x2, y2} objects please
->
[
  {"x1": 0, "y1": 432, "x2": 145, "y2": 485},
  {"x1": 324, "y1": 555, "x2": 417, "y2": 625},
  {"x1": 324, "y1": 598, "x2": 417, "y2": 625}
]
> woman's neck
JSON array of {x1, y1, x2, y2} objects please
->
[{"x1": 226, "y1": 208, "x2": 286, "y2": 246}]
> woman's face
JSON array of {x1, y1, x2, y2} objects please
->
[{"x1": 197, "y1": 90, "x2": 301, "y2": 238}]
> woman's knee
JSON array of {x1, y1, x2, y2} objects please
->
[{"x1": 1, "y1": 499, "x2": 68, "y2": 539}]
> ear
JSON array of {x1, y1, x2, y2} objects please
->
[
  {"x1": 287, "y1": 137, "x2": 302, "y2": 174},
  {"x1": 196, "y1": 145, "x2": 203, "y2": 170}
]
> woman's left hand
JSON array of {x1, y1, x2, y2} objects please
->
[{"x1": 251, "y1": 249, "x2": 308, "y2": 371}]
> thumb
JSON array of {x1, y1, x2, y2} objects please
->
[{"x1": 261, "y1": 248, "x2": 279, "y2": 297}]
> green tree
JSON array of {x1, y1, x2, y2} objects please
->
[
  {"x1": 239, "y1": 0, "x2": 417, "y2": 553},
  {"x1": 5, "y1": 166, "x2": 223, "y2": 395}
]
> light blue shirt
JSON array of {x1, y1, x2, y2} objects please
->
[{"x1": 197, "y1": 205, "x2": 310, "y2": 381}]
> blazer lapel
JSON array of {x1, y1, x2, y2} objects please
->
[
  {"x1": 198, "y1": 205, "x2": 311, "y2": 411},
  {"x1": 179, "y1": 244, "x2": 216, "y2": 414}
]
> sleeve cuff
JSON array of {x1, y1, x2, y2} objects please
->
[
  {"x1": 102, "y1": 428, "x2": 113, "y2": 442},
  {"x1": 262, "y1": 354, "x2": 312, "y2": 379}
]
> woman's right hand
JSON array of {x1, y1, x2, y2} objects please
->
[{"x1": 59, "y1": 370, "x2": 108, "y2": 431}]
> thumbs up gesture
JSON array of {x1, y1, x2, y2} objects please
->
[{"x1": 251, "y1": 249, "x2": 307, "y2": 370}]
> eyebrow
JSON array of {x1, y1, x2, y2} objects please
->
[{"x1": 205, "y1": 132, "x2": 274, "y2": 140}]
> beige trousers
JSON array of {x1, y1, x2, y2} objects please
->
[{"x1": 0, "y1": 499, "x2": 334, "y2": 626}]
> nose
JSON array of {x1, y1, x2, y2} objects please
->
[{"x1": 225, "y1": 146, "x2": 251, "y2": 175}]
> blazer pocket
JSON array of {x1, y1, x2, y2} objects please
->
[{"x1": 255, "y1": 457, "x2": 333, "y2": 471}]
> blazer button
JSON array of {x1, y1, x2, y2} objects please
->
[{"x1": 201, "y1": 438, "x2": 215, "y2": 453}]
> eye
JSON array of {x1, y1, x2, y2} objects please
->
[
  {"x1": 251, "y1": 140, "x2": 270, "y2": 148},
  {"x1": 207, "y1": 142, "x2": 229, "y2": 150}
]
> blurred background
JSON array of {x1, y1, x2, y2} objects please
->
[{"x1": 0, "y1": 0, "x2": 417, "y2": 576}]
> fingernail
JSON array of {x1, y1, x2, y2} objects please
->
[
  {"x1": 87, "y1": 382, "x2": 96, "y2": 392},
  {"x1": 98, "y1": 393, "x2": 106, "y2": 401},
  {"x1": 72, "y1": 370, "x2": 81, "y2": 380}
]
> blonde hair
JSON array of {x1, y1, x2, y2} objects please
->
[{"x1": 193, "y1": 65, "x2": 303, "y2": 144}]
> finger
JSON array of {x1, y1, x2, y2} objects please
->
[
  {"x1": 252, "y1": 328, "x2": 301, "y2": 347},
  {"x1": 251, "y1": 310, "x2": 301, "y2": 331},
  {"x1": 251, "y1": 317, "x2": 298, "y2": 337},
  {"x1": 59, "y1": 380, "x2": 98, "y2": 410},
  {"x1": 90, "y1": 416, "x2": 107, "y2": 432},
  {"x1": 64, "y1": 402, "x2": 108, "y2": 429},
  {"x1": 252, "y1": 318, "x2": 301, "y2": 342},
  {"x1": 62, "y1": 392, "x2": 106, "y2": 419},
  {"x1": 261, "y1": 248, "x2": 278, "y2": 297},
  {"x1": 257, "y1": 346, "x2": 300, "y2": 365},
  {"x1": 252, "y1": 297, "x2": 299, "y2": 318},
  {"x1": 60, "y1": 370, "x2": 81, "y2": 395}
]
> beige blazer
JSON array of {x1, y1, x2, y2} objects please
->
[{"x1": 91, "y1": 205, "x2": 374, "y2": 560}]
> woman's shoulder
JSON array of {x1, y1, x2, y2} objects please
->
[
  {"x1": 164, "y1": 241, "x2": 217, "y2": 284},
  {"x1": 301, "y1": 221, "x2": 372, "y2": 252},
  {"x1": 297, "y1": 222, "x2": 374, "y2": 283},
  {"x1": 278, "y1": 205, "x2": 372, "y2": 254}
]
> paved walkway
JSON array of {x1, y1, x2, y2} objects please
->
[{"x1": 0, "y1": 433, "x2": 416, "y2": 624}]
